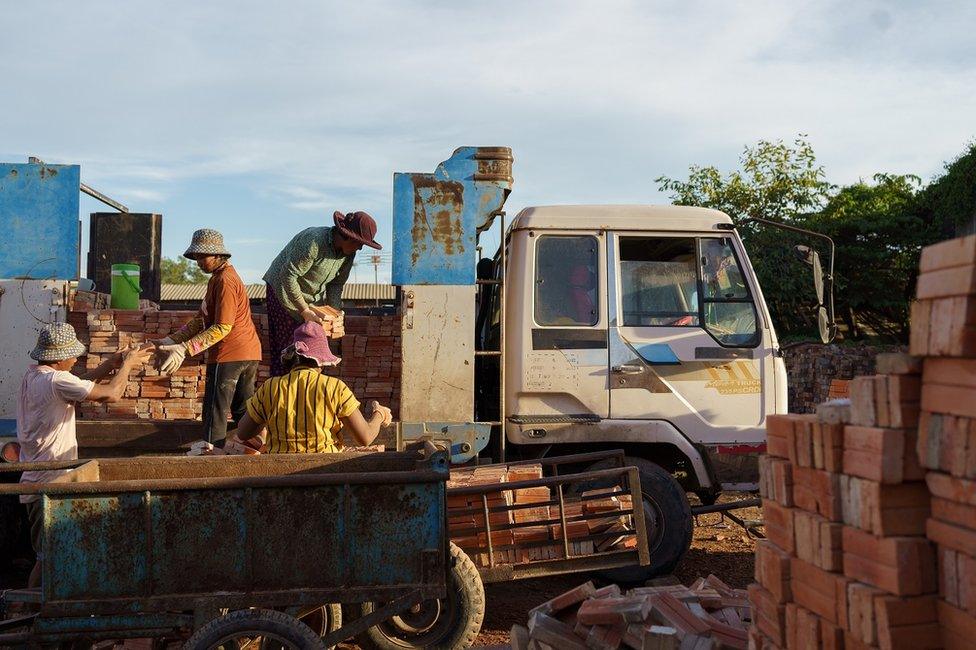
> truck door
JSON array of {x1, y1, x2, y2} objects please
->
[
  {"x1": 607, "y1": 233, "x2": 767, "y2": 444},
  {"x1": 508, "y1": 232, "x2": 609, "y2": 425}
]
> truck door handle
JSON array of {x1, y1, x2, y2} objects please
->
[{"x1": 612, "y1": 364, "x2": 645, "y2": 375}]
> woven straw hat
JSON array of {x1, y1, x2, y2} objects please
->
[
  {"x1": 183, "y1": 229, "x2": 231, "y2": 259},
  {"x1": 30, "y1": 322, "x2": 86, "y2": 362}
]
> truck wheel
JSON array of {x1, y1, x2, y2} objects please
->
[
  {"x1": 356, "y1": 542, "x2": 484, "y2": 650},
  {"x1": 184, "y1": 608, "x2": 326, "y2": 650},
  {"x1": 582, "y1": 457, "x2": 693, "y2": 582}
]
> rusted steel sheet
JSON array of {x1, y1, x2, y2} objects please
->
[
  {"x1": 392, "y1": 146, "x2": 513, "y2": 285},
  {"x1": 4, "y1": 445, "x2": 449, "y2": 616}
]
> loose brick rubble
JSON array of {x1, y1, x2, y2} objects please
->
[{"x1": 512, "y1": 576, "x2": 750, "y2": 649}]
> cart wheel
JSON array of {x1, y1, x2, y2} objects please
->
[
  {"x1": 184, "y1": 608, "x2": 326, "y2": 650},
  {"x1": 284, "y1": 604, "x2": 341, "y2": 648},
  {"x1": 356, "y1": 542, "x2": 484, "y2": 650},
  {"x1": 576, "y1": 457, "x2": 692, "y2": 583}
]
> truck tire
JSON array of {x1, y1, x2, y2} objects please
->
[
  {"x1": 356, "y1": 542, "x2": 484, "y2": 650},
  {"x1": 184, "y1": 608, "x2": 326, "y2": 650},
  {"x1": 582, "y1": 457, "x2": 693, "y2": 582}
]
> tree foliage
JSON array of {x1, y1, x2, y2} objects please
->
[
  {"x1": 656, "y1": 136, "x2": 835, "y2": 338},
  {"x1": 656, "y1": 136, "x2": 955, "y2": 342},
  {"x1": 161, "y1": 256, "x2": 208, "y2": 284}
]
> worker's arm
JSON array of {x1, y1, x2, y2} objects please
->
[
  {"x1": 230, "y1": 412, "x2": 264, "y2": 442},
  {"x1": 324, "y1": 253, "x2": 355, "y2": 310},
  {"x1": 85, "y1": 347, "x2": 153, "y2": 403},
  {"x1": 79, "y1": 350, "x2": 126, "y2": 381},
  {"x1": 276, "y1": 229, "x2": 320, "y2": 321},
  {"x1": 339, "y1": 401, "x2": 392, "y2": 447},
  {"x1": 162, "y1": 316, "x2": 206, "y2": 345}
]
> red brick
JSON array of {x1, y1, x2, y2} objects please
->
[
  {"x1": 927, "y1": 518, "x2": 976, "y2": 558},
  {"x1": 850, "y1": 376, "x2": 878, "y2": 427},
  {"x1": 917, "y1": 264, "x2": 976, "y2": 299},
  {"x1": 847, "y1": 581, "x2": 884, "y2": 646},
  {"x1": 842, "y1": 526, "x2": 937, "y2": 596},
  {"x1": 919, "y1": 234, "x2": 976, "y2": 273},
  {"x1": 910, "y1": 300, "x2": 932, "y2": 356},
  {"x1": 875, "y1": 594, "x2": 940, "y2": 650},
  {"x1": 938, "y1": 599, "x2": 976, "y2": 650},
  {"x1": 844, "y1": 426, "x2": 924, "y2": 484},
  {"x1": 840, "y1": 475, "x2": 930, "y2": 537},
  {"x1": 812, "y1": 421, "x2": 844, "y2": 473},
  {"x1": 926, "y1": 472, "x2": 976, "y2": 507},
  {"x1": 763, "y1": 499, "x2": 795, "y2": 555},
  {"x1": 754, "y1": 539, "x2": 792, "y2": 602},
  {"x1": 792, "y1": 467, "x2": 842, "y2": 521},
  {"x1": 790, "y1": 557, "x2": 850, "y2": 627}
]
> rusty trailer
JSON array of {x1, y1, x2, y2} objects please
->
[
  {"x1": 0, "y1": 443, "x2": 466, "y2": 648},
  {"x1": 447, "y1": 450, "x2": 651, "y2": 583}
]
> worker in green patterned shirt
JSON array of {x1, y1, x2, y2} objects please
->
[{"x1": 263, "y1": 211, "x2": 382, "y2": 375}]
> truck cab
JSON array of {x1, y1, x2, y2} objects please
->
[{"x1": 479, "y1": 206, "x2": 787, "y2": 499}]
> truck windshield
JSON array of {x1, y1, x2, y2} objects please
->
[{"x1": 617, "y1": 236, "x2": 760, "y2": 347}]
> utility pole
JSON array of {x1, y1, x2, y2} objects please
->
[{"x1": 371, "y1": 255, "x2": 382, "y2": 307}]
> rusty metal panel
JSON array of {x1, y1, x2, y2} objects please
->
[
  {"x1": 44, "y1": 493, "x2": 148, "y2": 601},
  {"x1": 149, "y1": 490, "x2": 248, "y2": 594},
  {"x1": 392, "y1": 147, "x2": 512, "y2": 285},
  {"x1": 399, "y1": 285, "x2": 476, "y2": 422}
]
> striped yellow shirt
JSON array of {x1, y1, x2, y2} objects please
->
[{"x1": 245, "y1": 368, "x2": 360, "y2": 453}]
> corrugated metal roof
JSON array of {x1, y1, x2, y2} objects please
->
[{"x1": 161, "y1": 283, "x2": 396, "y2": 302}]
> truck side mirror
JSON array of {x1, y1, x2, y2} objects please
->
[{"x1": 794, "y1": 244, "x2": 834, "y2": 344}]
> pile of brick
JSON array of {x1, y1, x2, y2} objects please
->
[
  {"x1": 446, "y1": 464, "x2": 638, "y2": 568},
  {"x1": 751, "y1": 351, "x2": 936, "y2": 649},
  {"x1": 324, "y1": 315, "x2": 401, "y2": 415},
  {"x1": 749, "y1": 233, "x2": 976, "y2": 649},
  {"x1": 67, "y1": 290, "x2": 402, "y2": 420},
  {"x1": 510, "y1": 576, "x2": 750, "y2": 649},
  {"x1": 910, "y1": 235, "x2": 976, "y2": 648},
  {"x1": 782, "y1": 344, "x2": 894, "y2": 413}
]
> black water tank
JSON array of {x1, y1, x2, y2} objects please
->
[{"x1": 87, "y1": 212, "x2": 162, "y2": 303}]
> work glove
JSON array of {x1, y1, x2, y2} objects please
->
[
  {"x1": 155, "y1": 336, "x2": 176, "y2": 346},
  {"x1": 158, "y1": 343, "x2": 187, "y2": 375}
]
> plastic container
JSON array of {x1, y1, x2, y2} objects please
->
[{"x1": 110, "y1": 263, "x2": 141, "y2": 310}]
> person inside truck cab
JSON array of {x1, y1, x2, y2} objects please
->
[
  {"x1": 17, "y1": 322, "x2": 152, "y2": 587},
  {"x1": 226, "y1": 322, "x2": 393, "y2": 453}
]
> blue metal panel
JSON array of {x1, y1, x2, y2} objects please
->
[
  {"x1": 392, "y1": 147, "x2": 512, "y2": 285},
  {"x1": 0, "y1": 163, "x2": 80, "y2": 279}
]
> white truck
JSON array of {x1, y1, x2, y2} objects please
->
[{"x1": 395, "y1": 148, "x2": 833, "y2": 579}]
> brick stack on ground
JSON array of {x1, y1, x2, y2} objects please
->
[
  {"x1": 446, "y1": 464, "x2": 638, "y2": 568},
  {"x1": 512, "y1": 576, "x2": 750, "y2": 649},
  {"x1": 750, "y1": 350, "x2": 938, "y2": 649},
  {"x1": 910, "y1": 234, "x2": 976, "y2": 649},
  {"x1": 68, "y1": 290, "x2": 401, "y2": 421}
]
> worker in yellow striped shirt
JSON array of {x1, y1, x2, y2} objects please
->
[{"x1": 229, "y1": 322, "x2": 392, "y2": 453}]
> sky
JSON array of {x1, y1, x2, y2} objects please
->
[{"x1": 2, "y1": 1, "x2": 975, "y2": 284}]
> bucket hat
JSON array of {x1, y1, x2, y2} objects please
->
[
  {"x1": 281, "y1": 321, "x2": 341, "y2": 367},
  {"x1": 333, "y1": 211, "x2": 382, "y2": 250},
  {"x1": 30, "y1": 322, "x2": 86, "y2": 362},
  {"x1": 183, "y1": 229, "x2": 231, "y2": 259}
]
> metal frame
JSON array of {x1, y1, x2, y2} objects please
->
[{"x1": 447, "y1": 450, "x2": 651, "y2": 583}]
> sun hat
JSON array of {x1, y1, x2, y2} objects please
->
[
  {"x1": 30, "y1": 322, "x2": 86, "y2": 362},
  {"x1": 281, "y1": 321, "x2": 341, "y2": 367},
  {"x1": 332, "y1": 211, "x2": 382, "y2": 250},
  {"x1": 183, "y1": 229, "x2": 231, "y2": 259}
]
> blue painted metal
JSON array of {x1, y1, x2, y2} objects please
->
[
  {"x1": 634, "y1": 342, "x2": 681, "y2": 365},
  {"x1": 0, "y1": 419, "x2": 15, "y2": 436},
  {"x1": 400, "y1": 422, "x2": 491, "y2": 464},
  {"x1": 392, "y1": 147, "x2": 513, "y2": 285},
  {"x1": 0, "y1": 163, "x2": 80, "y2": 279},
  {"x1": 0, "y1": 448, "x2": 451, "y2": 642}
]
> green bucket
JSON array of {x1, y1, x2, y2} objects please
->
[{"x1": 110, "y1": 263, "x2": 142, "y2": 310}]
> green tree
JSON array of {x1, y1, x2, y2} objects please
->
[
  {"x1": 809, "y1": 174, "x2": 930, "y2": 340},
  {"x1": 915, "y1": 142, "x2": 976, "y2": 240},
  {"x1": 656, "y1": 136, "x2": 834, "y2": 338},
  {"x1": 161, "y1": 256, "x2": 208, "y2": 284}
]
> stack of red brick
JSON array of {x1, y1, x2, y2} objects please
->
[
  {"x1": 751, "y1": 351, "x2": 938, "y2": 649},
  {"x1": 910, "y1": 235, "x2": 976, "y2": 648},
  {"x1": 511, "y1": 576, "x2": 750, "y2": 649},
  {"x1": 323, "y1": 315, "x2": 401, "y2": 415},
  {"x1": 68, "y1": 291, "x2": 402, "y2": 420},
  {"x1": 446, "y1": 464, "x2": 637, "y2": 568}
]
